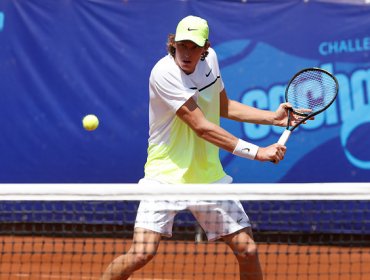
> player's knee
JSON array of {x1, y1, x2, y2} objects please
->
[{"x1": 235, "y1": 243, "x2": 259, "y2": 262}]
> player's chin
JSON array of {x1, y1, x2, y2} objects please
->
[{"x1": 180, "y1": 62, "x2": 195, "y2": 74}]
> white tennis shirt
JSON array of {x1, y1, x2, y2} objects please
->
[{"x1": 144, "y1": 48, "x2": 227, "y2": 183}]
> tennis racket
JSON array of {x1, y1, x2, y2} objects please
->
[{"x1": 277, "y1": 67, "x2": 339, "y2": 145}]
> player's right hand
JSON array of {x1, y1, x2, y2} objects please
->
[{"x1": 255, "y1": 143, "x2": 287, "y2": 164}]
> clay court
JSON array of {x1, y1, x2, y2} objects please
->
[{"x1": 1, "y1": 236, "x2": 369, "y2": 280}]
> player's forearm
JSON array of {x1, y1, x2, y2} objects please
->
[
  {"x1": 223, "y1": 100, "x2": 277, "y2": 125},
  {"x1": 194, "y1": 120, "x2": 238, "y2": 153},
  {"x1": 194, "y1": 119, "x2": 259, "y2": 161}
]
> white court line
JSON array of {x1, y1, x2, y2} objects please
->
[
  {"x1": 15, "y1": 273, "x2": 165, "y2": 280},
  {"x1": 15, "y1": 274, "x2": 93, "y2": 279}
]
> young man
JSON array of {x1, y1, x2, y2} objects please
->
[{"x1": 101, "y1": 15, "x2": 301, "y2": 280}]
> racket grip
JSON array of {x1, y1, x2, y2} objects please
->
[{"x1": 277, "y1": 130, "x2": 291, "y2": 145}]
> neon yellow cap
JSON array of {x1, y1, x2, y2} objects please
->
[{"x1": 174, "y1": 16, "x2": 209, "y2": 47}]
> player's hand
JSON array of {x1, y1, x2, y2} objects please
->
[
  {"x1": 274, "y1": 102, "x2": 313, "y2": 127},
  {"x1": 255, "y1": 143, "x2": 287, "y2": 164}
]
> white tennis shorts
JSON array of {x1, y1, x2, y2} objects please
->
[{"x1": 135, "y1": 176, "x2": 251, "y2": 241}]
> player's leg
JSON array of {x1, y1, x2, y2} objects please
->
[
  {"x1": 100, "y1": 227, "x2": 161, "y2": 280},
  {"x1": 222, "y1": 227, "x2": 263, "y2": 280},
  {"x1": 101, "y1": 198, "x2": 181, "y2": 280},
  {"x1": 190, "y1": 200, "x2": 262, "y2": 280}
]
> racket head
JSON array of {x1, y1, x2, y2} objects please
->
[{"x1": 285, "y1": 68, "x2": 339, "y2": 118}]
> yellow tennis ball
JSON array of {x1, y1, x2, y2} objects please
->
[{"x1": 82, "y1": 114, "x2": 99, "y2": 131}]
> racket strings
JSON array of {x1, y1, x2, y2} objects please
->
[{"x1": 287, "y1": 70, "x2": 338, "y2": 114}]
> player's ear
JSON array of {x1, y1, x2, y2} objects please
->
[
  {"x1": 200, "y1": 41, "x2": 210, "y2": 61},
  {"x1": 204, "y1": 41, "x2": 210, "y2": 50}
]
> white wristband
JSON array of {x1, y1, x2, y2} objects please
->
[{"x1": 232, "y1": 139, "x2": 259, "y2": 160}]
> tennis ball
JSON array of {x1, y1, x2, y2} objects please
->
[{"x1": 82, "y1": 114, "x2": 99, "y2": 131}]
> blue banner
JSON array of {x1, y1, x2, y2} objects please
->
[{"x1": 0, "y1": 0, "x2": 369, "y2": 183}]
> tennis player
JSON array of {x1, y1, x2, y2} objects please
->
[{"x1": 101, "y1": 15, "x2": 303, "y2": 280}]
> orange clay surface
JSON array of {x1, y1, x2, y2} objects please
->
[{"x1": 0, "y1": 236, "x2": 369, "y2": 280}]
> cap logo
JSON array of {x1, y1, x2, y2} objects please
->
[{"x1": 187, "y1": 27, "x2": 198, "y2": 31}]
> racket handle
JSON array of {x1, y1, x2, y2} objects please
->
[{"x1": 277, "y1": 130, "x2": 291, "y2": 145}]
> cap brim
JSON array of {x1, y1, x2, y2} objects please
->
[{"x1": 174, "y1": 34, "x2": 206, "y2": 47}]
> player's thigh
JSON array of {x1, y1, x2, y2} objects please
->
[
  {"x1": 130, "y1": 227, "x2": 162, "y2": 255},
  {"x1": 190, "y1": 200, "x2": 250, "y2": 241},
  {"x1": 135, "y1": 200, "x2": 179, "y2": 238}
]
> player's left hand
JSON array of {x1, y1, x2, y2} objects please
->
[{"x1": 274, "y1": 102, "x2": 313, "y2": 127}]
